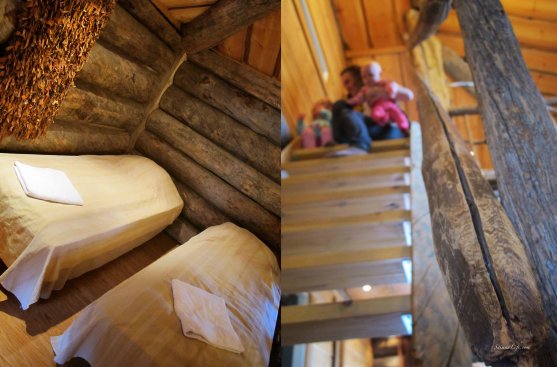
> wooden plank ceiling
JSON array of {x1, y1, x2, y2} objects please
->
[{"x1": 151, "y1": 0, "x2": 280, "y2": 79}]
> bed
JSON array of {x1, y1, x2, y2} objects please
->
[
  {"x1": 0, "y1": 154, "x2": 183, "y2": 309},
  {"x1": 51, "y1": 222, "x2": 280, "y2": 367}
]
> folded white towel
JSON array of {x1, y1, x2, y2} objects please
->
[
  {"x1": 14, "y1": 161, "x2": 84, "y2": 206},
  {"x1": 171, "y1": 279, "x2": 244, "y2": 354}
]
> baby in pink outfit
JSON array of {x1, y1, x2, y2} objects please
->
[{"x1": 347, "y1": 62, "x2": 413, "y2": 134}]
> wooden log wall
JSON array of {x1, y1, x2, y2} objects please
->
[
  {"x1": 0, "y1": 2, "x2": 179, "y2": 154},
  {"x1": 135, "y1": 49, "x2": 281, "y2": 252},
  {"x1": 282, "y1": 0, "x2": 345, "y2": 134}
]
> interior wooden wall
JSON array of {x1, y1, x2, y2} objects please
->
[
  {"x1": 281, "y1": 0, "x2": 345, "y2": 134},
  {"x1": 0, "y1": 2, "x2": 181, "y2": 155},
  {"x1": 134, "y1": 49, "x2": 281, "y2": 250},
  {"x1": 217, "y1": 9, "x2": 281, "y2": 79},
  {"x1": 437, "y1": 1, "x2": 557, "y2": 97}
]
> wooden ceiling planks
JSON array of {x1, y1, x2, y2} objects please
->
[{"x1": 247, "y1": 10, "x2": 280, "y2": 76}]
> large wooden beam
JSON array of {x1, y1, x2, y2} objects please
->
[
  {"x1": 282, "y1": 296, "x2": 410, "y2": 345},
  {"x1": 160, "y1": 86, "x2": 280, "y2": 182},
  {"x1": 415, "y1": 73, "x2": 547, "y2": 363},
  {"x1": 99, "y1": 5, "x2": 174, "y2": 73},
  {"x1": 410, "y1": 122, "x2": 473, "y2": 366},
  {"x1": 174, "y1": 62, "x2": 280, "y2": 145},
  {"x1": 78, "y1": 43, "x2": 159, "y2": 103},
  {"x1": 136, "y1": 130, "x2": 279, "y2": 250},
  {"x1": 147, "y1": 109, "x2": 280, "y2": 215},
  {"x1": 188, "y1": 50, "x2": 280, "y2": 110},
  {"x1": 0, "y1": 121, "x2": 129, "y2": 154},
  {"x1": 408, "y1": 0, "x2": 451, "y2": 49},
  {"x1": 180, "y1": 0, "x2": 280, "y2": 54},
  {"x1": 117, "y1": 0, "x2": 181, "y2": 51},
  {"x1": 56, "y1": 84, "x2": 144, "y2": 132},
  {"x1": 454, "y1": 0, "x2": 557, "y2": 357}
]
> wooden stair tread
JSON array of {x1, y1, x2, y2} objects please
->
[
  {"x1": 284, "y1": 156, "x2": 410, "y2": 176},
  {"x1": 282, "y1": 209, "x2": 411, "y2": 234},
  {"x1": 282, "y1": 172, "x2": 409, "y2": 195},
  {"x1": 282, "y1": 223, "x2": 407, "y2": 256},
  {"x1": 282, "y1": 185, "x2": 411, "y2": 205},
  {"x1": 282, "y1": 295, "x2": 411, "y2": 345},
  {"x1": 282, "y1": 165, "x2": 410, "y2": 183},
  {"x1": 283, "y1": 149, "x2": 410, "y2": 170},
  {"x1": 282, "y1": 194, "x2": 409, "y2": 223},
  {"x1": 282, "y1": 258, "x2": 408, "y2": 293}
]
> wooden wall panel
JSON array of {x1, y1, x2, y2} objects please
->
[
  {"x1": 342, "y1": 339, "x2": 373, "y2": 367},
  {"x1": 248, "y1": 10, "x2": 280, "y2": 76},
  {"x1": 362, "y1": 0, "x2": 402, "y2": 48},
  {"x1": 282, "y1": 0, "x2": 327, "y2": 133},
  {"x1": 333, "y1": 0, "x2": 370, "y2": 51},
  {"x1": 136, "y1": 51, "x2": 280, "y2": 251},
  {"x1": 216, "y1": 10, "x2": 280, "y2": 79},
  {"x1": 305, "y1": 0, "x2": 345, "y2": 100}
]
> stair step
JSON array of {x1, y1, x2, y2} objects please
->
[
  {"x1": 282, "y1": 244, "x2": 411, "y2": 269},
  {"x1": 282, "y1": 258, "x2": 408, "y2": 294},
  {"x1": 283, "y1": 223, "x2": 407, "y2": 256},
  {"x1": 282, "y1": 172, "x2": 409, "y2": 195},
  {"x1": 282, "y1": 194, "x2": 409, "y2": 224},
  {"x1": 284, "y1": 156, "x2": 410, "y2": 176},
  {"x1": 282, "y1": 165, "x2": 410, "y2": 184},
  {"x1": 282, "y1": 295, "x2": 411, "y2": 345},
  {"x1": 283, "y1": 149, "x2": 410, "y2": 171},
  {"x1": 282, "y1": 210, "x2": 411, "y2": 234},
  {"x1": 282, "y1": 185, "x2": 410, "y2": 205}
]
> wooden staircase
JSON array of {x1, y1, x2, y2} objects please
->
[{"x1": 281, "y1": 137, "x2": 414, "y2": 346}]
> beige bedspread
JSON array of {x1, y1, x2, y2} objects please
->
[
  {"x1": 52, "y1": 223, "x2": 280, "y2": 367},
  {"x1": 0, "y1": 154, "x2": 183, "y2": 309}
]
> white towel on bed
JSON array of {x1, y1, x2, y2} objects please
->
[
  {"x1": 171, "y1": 279, "x2": 244, "y2": 354},
  {"x1": 14, "y1": 161, "x2": 84, "y2": 206}
]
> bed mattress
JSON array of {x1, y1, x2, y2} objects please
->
[
  {"x1": 0, "y1": 154, "x2": 183, "y2": 309},
  {"x1": 51, "y1": 223, "x2": 280, "y2": 367}
]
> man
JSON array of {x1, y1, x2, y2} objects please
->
[{"x1": 331, "y1": 65, "x2": 406, "y2": 155}]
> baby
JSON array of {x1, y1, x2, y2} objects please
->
[{"x1": 347, "y1": 62, "x2": 413, "y2": 134}]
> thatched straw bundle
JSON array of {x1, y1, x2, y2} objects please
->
[{"x1": 0, "y1": 0, "x2": 115, "y2": 140}]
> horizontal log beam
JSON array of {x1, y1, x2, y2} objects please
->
[
  {"x1": 78, "y1": 43, "x2": 159, "y2": 103},
  {"x1": 408, "y1": 0, "x2": 451, "y2": 49},
  {"x1": 136, "y1": 130, "x2": 279, "y2": 250},
  {"x1": 147, "y1": 109, "x2": 280, "y2": 215},
  {"x1": 99, "y1": 5, "x2": 174, "y2": 73},
  {"x1": 189, "y1": 50, "x2": 280, "y2": 109},
  {"x1": 282, "y1": 259, "x2": 407, "y2": 294},
  {"x1": 165, "y1": 216, "x2": 200, "y2": 245},
  {"x1": 118, "y1": 0, "x2": 181, "y2": 51},
  {"x1": 160, "y1": 86, "x2": 279, "y2": 182},
  {"x1": 56, "y1": 84, "x2": 144, "y2": 131},
  {"x1": 416, "y1": 71, "x2": 546, "y2": 362},
  {"x1": 0, "y1": 120, "x2": 129, "y2": 154},
  {"x1": 174, "y1": 62, "x2": 280, "y2": 145},
  {"x1": 181, "y1": 0, "x2": 280, "y2": 54},
  {"x1": 172, "y1": 179, "x2": 230, "y2": 229}
]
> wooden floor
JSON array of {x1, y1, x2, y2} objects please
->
[{"x1": 0, "y1": 233, "x2": 178, "y2": 367}]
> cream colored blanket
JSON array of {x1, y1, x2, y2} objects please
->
[
  {"x1": 0, "y1": 154, "x2": 183, "y2": 309},
  {"x1": 52, "y1": 223, "x2": 280, "y2": 367}
]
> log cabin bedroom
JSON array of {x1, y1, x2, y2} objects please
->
[
  {"x1": 281, "y1": 0, "x2": 557, "y2": 366},
  {"x1": 0, "y1": 0, "x2": 280, "y2": 366}
]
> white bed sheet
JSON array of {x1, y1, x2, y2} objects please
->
[
  {"x1": 52, "y1": 223, "x2": 280, "y2": 367},
  {"x1": 0, "y1": 154, "x2": 183, "y2": 309}
]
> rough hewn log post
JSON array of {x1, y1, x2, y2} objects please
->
[
  {"x1": 408, "y1": 0, "x2": 451, "y2": 49},
  {"x1": 416, "y1": 73, "x2": 547, "y2": 364},
  {"x1": 453, "y1": 0, "x2": 557, "y2": 357}
]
